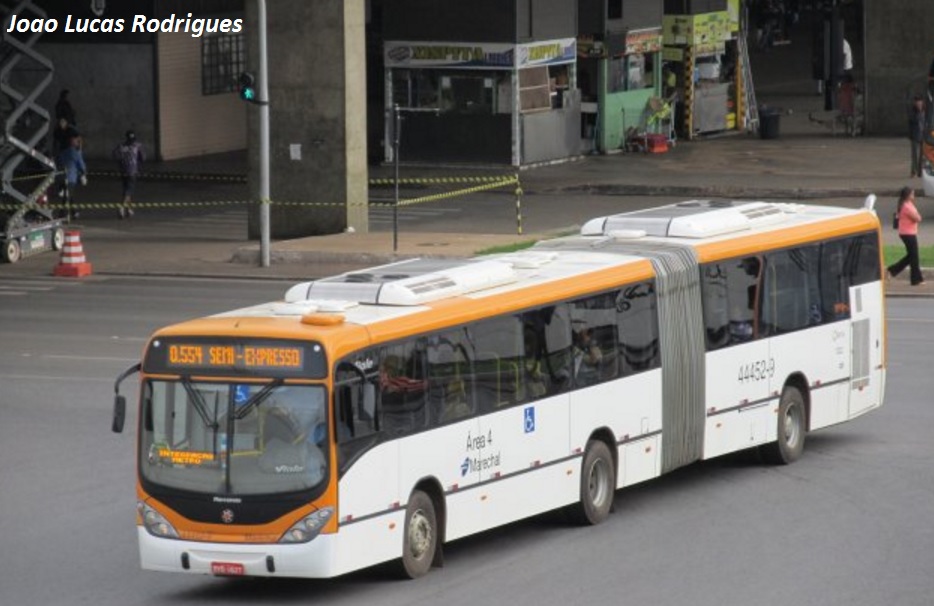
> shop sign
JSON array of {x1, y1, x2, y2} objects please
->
[
  {"x1": 384, "y1": 38, "x2": 576, "y2": 70},
  {"x1": 728, "y1": 0, "x2": 741, "y2": 32},
  {"x1": 662, "y1": 46, "x2": 684, "y2": 62},
  {"x1": 384, "y1": 41, "x2": 515, "y2": 69},
  {"x1": 577, "y1": 35, "x2": 606, "y2": 58},
  {"x1": 625, "y1": 28, "x2": 662, "y2": 55},
  {"x1": 517, "y1": 38, "x2": 576, "y2": 67},
  {"x1": 663, "y1": 12, "x2": 732, "y2": 49}
]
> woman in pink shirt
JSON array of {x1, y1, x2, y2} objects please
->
[{"x1": 887, "y1": 186, "x2": 925, "y2": 285}]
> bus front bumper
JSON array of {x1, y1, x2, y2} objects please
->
[{"x1": 137, "y1": 527, "x2": 340, "y2": 578}]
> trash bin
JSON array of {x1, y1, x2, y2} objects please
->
[{"x1": 759, "y1": 107, "x2": 781, "y2": 140}]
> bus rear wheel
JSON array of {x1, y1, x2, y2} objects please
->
[
  {"x1": 760, "y1": 385, "x2": 807, "y2": 465},
  {"x1": 400, "y1": 489, "x2": 438, "y2": 579},
  {"x1": 571, "y1": 439, "x2": 615, "y2": 525}
]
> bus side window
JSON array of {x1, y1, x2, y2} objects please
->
[
  {"x1": 761, "y1": 247, "x2": 821, "y2": 335},
  {"x1": 617, "y1": 281, "x2": 660, "y2": 374},
  {"x1": 472, "y1": 315, "x2": 524, "y2": 412},
  {"x1": 379, "y1": 343, "x2": 428, "y2": 435},
  {"x1": 701, "y1": 257, "x2": 760, "y2": 349},
  {"x1": 540, "y1": 303, "x2": 572, "y2": 394},
  {"x1": 427, "y1": 329, "x2": 476, "y2": 425},
  {"x1": 335, "y1": 356, "x2": 380, "y2": 473},
  {"x1": 570, "y1": 294, "x2": 619, "y2": 387}
]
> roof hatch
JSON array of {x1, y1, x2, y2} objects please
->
[
  {"x1": 284, "y1": 258, "x2": 519, "y2": 307},
  {"x1": 581, "y1": 200, "x2": 797, "y2": 239}
]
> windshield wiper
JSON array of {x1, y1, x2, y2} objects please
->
[
  {"x1": 234, "y1": 378, "x2": 284, "y2": 420},
  {"x1": 180, "y1": 377, "x2": 219, "y2": 430}
]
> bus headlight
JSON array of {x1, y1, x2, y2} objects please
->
[
  {"x1": 138, "y1": 502, "x2": 179, "y2": 539},
  {"x1": 279, "y1": 507, "x2": 334, "y2": 544}
]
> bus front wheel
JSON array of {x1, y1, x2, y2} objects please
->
[
  {"x1": 401, "y1": 489, "x2": 438, "y2": 579},
  {"x1": 761, "y1": 385, "x2": 807, "y2": 465},
  {"x1": 571, "y1": 439, "x2": 615, "y2": 525}
]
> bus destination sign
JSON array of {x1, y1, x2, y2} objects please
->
[
  {"x1": 167, "y1": 343, "x2": 302, "y2": 369},
  {"x1": 143, "y1": 337, "x2": 326, "y2": 378}
]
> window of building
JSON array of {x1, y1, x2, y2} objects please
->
[
  {"x1": 609, "y1": 53, "x2": 656, "y2": 93},
  {"x1": 519, "y1": 66, "x2": 552, "y2": 113},
  {"x1": 608, "y1": 0, "x2": 623, "y2": 20},
  {"x1": 392, "y1": 70, "x2": 441, "y2": 110},
  {"x1": 202, "y1": 32, "x2": 246, "y2": 96},
  {"x1": 392, "y1": 69, "x2": 504, "y2": 114}
]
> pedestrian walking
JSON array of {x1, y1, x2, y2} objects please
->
[
  {"x1": 887, "y1": 186, "x2": 925, "y2": 286},
  {"x1": 908, "y1": 95, "x2": 926, "y2": 177},
  {"x1": 55, "y1": 89, "x2": 76, "y2": 127},
  {"x1": 112, "y1": 130, "x2": 145, "y2": 219},
  {"x1": 837, "y1": 73, "x2": 858, "y2": 136},
  {"x1": 55, "y1": 135, "x2": 87, "y2": 222},
  {"x1": 51, "y1": 117, "x2": 80, "y2": 157},
  {"x1": 842, "y1": 38, "x2": 853, "y2": 76}
]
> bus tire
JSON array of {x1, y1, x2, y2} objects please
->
[
  {"x1": 571, "y1": 440, "x2": 615, "y2": 525},
  {"x1": 760, "y1": 385, "x2": 807, "y2": 465},
  {"x1": 400, "y1": 489, "x2": 438, "y2": 579}
]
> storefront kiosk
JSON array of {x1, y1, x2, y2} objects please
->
[
  {"x1": 383, "y1": 39, "x2": 580, "y2": 166},
  {"x1": 662, "y1": 8, "x2": 743, "y2": 140}
]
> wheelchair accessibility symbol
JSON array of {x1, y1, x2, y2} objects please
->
[{"x1": 524, "y1": 407, "x2": 535, "y2": 433}]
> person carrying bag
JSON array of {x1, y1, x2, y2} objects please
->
[{"x1": 887, "y1": 186, "x2": 924, "y2": 286}]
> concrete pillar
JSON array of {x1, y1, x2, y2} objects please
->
[
  {"x1": 247, "y1": 0, "x2": 368, "y2": 239},
  {"x1": 864, "y1": 1, "x2": 934, "y2": 135}
]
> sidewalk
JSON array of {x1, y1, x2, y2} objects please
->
[
  {"x1": 4, "y1": 113, "x2": 932, "y2": 296},
  {"x1": 3, "y1": 29, "x2": 932, "y2": 297}
]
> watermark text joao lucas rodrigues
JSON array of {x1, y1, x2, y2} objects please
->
[{"x1": 5, "y1": 13, "x2": 243, "y2": 38}]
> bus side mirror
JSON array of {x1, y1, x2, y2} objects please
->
[
  {"x1": 112, "y1": 362, "x2": 140, "y2": 434},
  {"x1": 112, "y1": 395, "x2": 126, "y2": 433}
]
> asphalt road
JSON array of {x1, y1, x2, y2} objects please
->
[{"x1": 0, "y1": 276, "x2": 932, "y2": 606}]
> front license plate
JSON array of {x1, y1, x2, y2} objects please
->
[{"x1": 211, "y1": 562, "x2": 245, "y2": 576}]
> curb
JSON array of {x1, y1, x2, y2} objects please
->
[
  {"x1": 231, "y1": 247, "x2": 418, "y2": 266},
  {"x1": 553, "y1": 183, "x2": 903, "y2": 200}
]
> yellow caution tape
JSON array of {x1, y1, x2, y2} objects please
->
[
  {"x1": 369, "y1": 175, "x2": 514, "y2": 186},
  {"x1": 1, "y1": 177, "x2": 521, "y2": 211}
]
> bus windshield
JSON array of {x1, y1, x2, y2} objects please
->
[{"x1": 140, "y1": 380, "x2": 328, "y2": 496}]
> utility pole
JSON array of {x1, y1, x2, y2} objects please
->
[
  {"x1": 257, "y1": 0, "x2": 271, "y2": 267},
  {"x1": 823, "y1": 0, "x2": 842, "y2": 111}
]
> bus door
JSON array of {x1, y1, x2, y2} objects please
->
[
  {"x1": 701, "y1": 256, "x2": 773, "y2": 458},
  {"x1": 416, "y1": 327, "x2": 486, "y2": 540},
  {"x1": 334, "y1": 352, "x2": 400, "y2": 537},
  {"x1": 847, "y1": 282, "x2": 884, "y2": 417}
]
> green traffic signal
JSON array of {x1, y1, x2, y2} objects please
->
[{"x1": 239, "y1": 71, "x2": 256, "y2": 102}]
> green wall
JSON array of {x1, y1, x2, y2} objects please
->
[{"x1": 597, "y1": 55, "x2": 661, "y2": 152}]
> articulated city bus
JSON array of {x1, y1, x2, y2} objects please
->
[{"x1": 113, "y1": 199, "x2": 886, "y2": 579}]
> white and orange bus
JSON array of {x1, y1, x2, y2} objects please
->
[{"x1": 113, "y1": 199, "x2": 886, "y2": 579}]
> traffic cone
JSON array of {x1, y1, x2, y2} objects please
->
[{"x1": 53, "y1": 230, "x2": 93, "y2": 277}]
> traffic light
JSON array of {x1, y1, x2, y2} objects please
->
[{"x1": 239, "y1": 71, "x2": 256, "y2": 102}]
